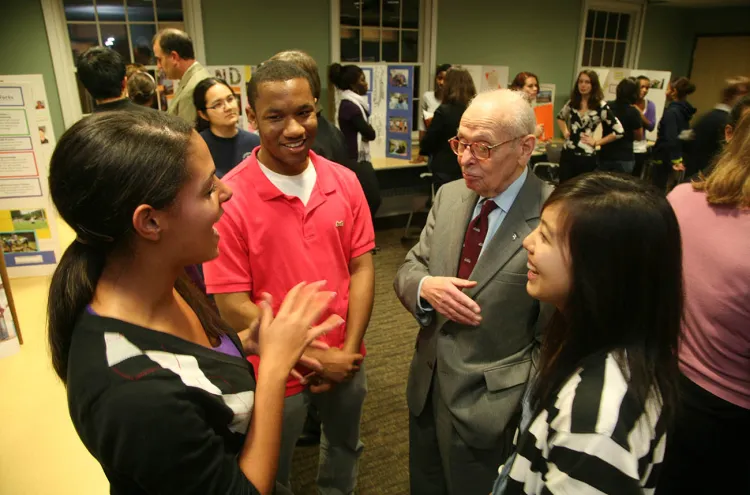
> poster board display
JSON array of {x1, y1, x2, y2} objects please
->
[
  {"x1": 463, "y1": 65, "x2": 510, "y2": 93},
  {"x1": 0, "y1": 75, "x2": 62, "y2": 278},
  {"x1": 534, "y1": 83, "x2": 556, "y2": 141},
  {"x1": 583, "y1": 67, "x2": 671, "y2": 141},
  {"x1": 333, "y1": 64, "x2": 387, "y2": 160},
  {"x1": 0, "y1": 250, "x2": 22, "y2": 358},
  {"x1": 385, "y1": 65, "x2": 414, "y2": 160}
]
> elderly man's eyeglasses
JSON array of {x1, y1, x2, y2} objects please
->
[
  {"x1": 207, "y1": 95, "x2": 237, "y2": 111},
  {"x1": 448, "y1": 136, "x2": 520, "y2": 160}
]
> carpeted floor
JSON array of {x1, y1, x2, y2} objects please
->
[{"x1": 290, "y1": 227, "x2": 421, "y2": 495}]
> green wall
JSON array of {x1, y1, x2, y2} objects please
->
[
  {"x1": 201, "y1": 0, "x2": 332, "y2": 115},
  {"x1": 0, "y1": 0, "x2": 65, "y2": 141},
  {"x1": 436, "y1": 0, "x2": 583, "y2": 122},
  {"x1": 640, "y1": 5, "x2": 750, "y2": 78}
]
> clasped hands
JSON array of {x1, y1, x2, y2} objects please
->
[{"x1": 420, "y1": 276, "x2": 482, "y2": 326}]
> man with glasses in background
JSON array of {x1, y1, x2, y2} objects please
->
[{"x1": 394, "y1": 89, "x2": 553, "y2": 494}]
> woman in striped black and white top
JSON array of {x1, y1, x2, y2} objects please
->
[{"x1": 492, "y1": 172, "x2": 682, "y2": 495}]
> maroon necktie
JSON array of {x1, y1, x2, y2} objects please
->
[{"x1": 458, "y1": 199, "x2": 498, "y2": 279}]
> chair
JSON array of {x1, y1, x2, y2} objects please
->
[
  {"x1": 402, "y1": 171, "x2": 434, "y2": 241},
  {"x1": 531, "y1": 141, "x2": 563, "y2": 184}
]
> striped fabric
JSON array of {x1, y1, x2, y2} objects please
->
[{"x1": 496, "y1": 352, "x2": 667, "y2": 495}]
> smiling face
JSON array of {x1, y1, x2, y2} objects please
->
[
  {"x1": 523, "y1": 202, "x2": 572, "y2": 309},
  {"x1": 249, "y1": 77, "x2": 317, "y2": 175}
]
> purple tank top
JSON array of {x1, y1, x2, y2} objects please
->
[{"x1": 86, "y1": 305, "x2": 242, "y2": 358}]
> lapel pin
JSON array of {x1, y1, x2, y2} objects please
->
[{"x1": 512, "y1": 233, "x2": 518, "y2": 240}]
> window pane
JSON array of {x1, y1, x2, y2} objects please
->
[
  {"x1": 362, "y1": 0, "x2": 380, "y2": 27},
  {"x1": 158, "y1": 21, "x2": 185, "y2": 32},
  {"x1": 614, "y1": 42, "x2": 626, "y2": 67},
  {"x1": 403, "y1": 0, "x2": 419, "y2": 29},
  {"x1": 383, "y1": 0, "x2": 400, "y2": 28},
  {"x1": 585, "y1": 10, "x2": 595, "y2": 38},
  {"x1": 582, "y1": 39, "x2": 592, "y2": 66},
  {"x1": 591, "y1": 40, "x2": 604, "y2": 66},
  {"x1": 412, "y1": 96, "x2": 419, "y2": 130},
  {"x1": 594, "y1": 11, "x2": 607, "y2": 38},
  {"x1": 127, "y1": 0, "x2": 155, "y2": 21},
  {"x1": 156, "y1": 0, "x2": 183, "y2": 22},
  {"x1": 130, "y1": 24, "x2": 156, "y2": 64},
  {"x1": 605, "y1": 13, "x2": 618, "y2": 39},
  {"x1": 401, "y1": 31, "x2": 418, "y2": 63},
  {"x1": 101, "y1": 24, "x2": 131, "y2": 62},
  {"x1": 68, "y1": 23, "x2": 99, "y2": 63},
  {"x1": 362, "y1": 31, "x2": 380, "y2": 62},
  {"x1": 382, "y1": 29, "x2": 399, "y2": 62},
  {"x1": 63, "y1": 0, "x2": 95, "y2": 21},
  {"x1": 340, "y1": 0, "x2": 359, "y2": 25},
  {"x1": 617, "y1": 14, "x2": 630, "y2": 40},
  {"x1": 413, "y1": 65, "x2": 420, "y2": 99},
  {"x1": 340, "y1": 27, "x2": 360, "y2": 62},
  {"x1": 96, "y1": 0, "x2": 126, "y2": 22},
  {"x1": 603, "y1": 40, "x2": 615, "y2": 67}
]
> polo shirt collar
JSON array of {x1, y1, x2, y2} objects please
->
[{"x1": 247, "y1": 149, "x2": 336, "y2": 201}]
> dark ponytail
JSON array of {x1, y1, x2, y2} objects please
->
[
  {"x1": 47, "y1": 111, "x2": 194, "y2": 383},
  {"x1": 328, "y1": 62, "x2": 362, "y2": 91}
]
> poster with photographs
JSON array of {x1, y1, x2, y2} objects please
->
[
  {"x1": 0, "y1": 77, "x2": 62, "y2": 277},
  {"x1": 584, "y1": 67, "x2": 671, "y2": 142},
  {"x1": 0, "y1": 252, "x2": 21, "y2": 358},
  {"x1": 386, "y1": 65, "x2": 414, "y2": 160},
  {"x1": 333, "y1": 64, "x2": 387, "y2": 160}
]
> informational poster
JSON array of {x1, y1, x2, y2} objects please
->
[
  {"x1": 464, "y1": 65, "x2": 510, "y2": 93},
  {"x1": 583, "y1": 67, "x2": 671, "y2": 141},
  {"x1": 0, "y1": 76, "x2": 62, "y2": 278},
  {"x1": 534, "y1": 83, "x2": 556, "y2": 141},
  {"x1": 333, "y1": 63, "x2": 387, "y2": 160},
  {"x1": 385, "y1": 65, "x2": 414, "y2": 160}
]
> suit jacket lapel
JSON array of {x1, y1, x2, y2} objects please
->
[
  {"x1": 443, "y1": 187, "x2": 478, "y2": 278},
  {"x1": 467, "y1": 172, "x2": 542, "y2": 298}
]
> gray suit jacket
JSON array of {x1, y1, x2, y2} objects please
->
[
  {"x1": 394, "y1": 170, "x2": 553, "y2": 449},
  {"x1": 168, "y1": 61, "x2": 211, "y2": 125}
]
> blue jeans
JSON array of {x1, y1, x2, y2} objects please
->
[{"x1": 598, "y1": 159, "x2": 635, "y2": 174}]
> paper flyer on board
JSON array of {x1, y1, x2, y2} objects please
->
[
  {"x1": 0, "y1": 76, "x2": 62, "y2": 278},
  {"x1": 385, "y1": 65, "x2": 414, "y2": 160}
]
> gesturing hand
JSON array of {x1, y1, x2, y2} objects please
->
[
  {"x1": 256, "y1": 281, "x2": 344, "y2": 378},
  {"x1": 420, "y1": 276, "x2": 482, "y2": 326}
]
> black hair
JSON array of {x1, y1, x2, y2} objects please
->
[
  {"x1": 76, "y1": 46, "x2": 126, "y2": 100},
  {"x1": 671, "y1": 77, "x2": 696, "y2": 100},
  {"x1": 435, "y1": 63, "x2": 452, "y2": 81},
  {"x1": 636, "y1": 75, "x2": 650, "y2": 83},
  {"x1": 247, "y1": 60, "x2": 313, "y2": 110},
  {"x1": 328, "y1": 62, "x2": 363, "y2": 92},
  {"x1": 269, "y1": 50, "x2": 323, "y2": 102},
  {"x1": 47, "y1": 111, "x2": 226, "y2": 383},
  {"x1": 729, "y1": 95, "x2": 750, "y2": 128},
  {"x1": 193, "y1": 77, "x2": 235, "y2": 131},
  {"x1": 570, "y1": 70, "x2": 604, "y2": 111},
  {"x1": 154, "y1": 29, "x2": 194, "y2": 59},
  {"x1": 615, "y1": 77, "x2": 640, "y2": 105},
  {"x1": 532, "y1": 172, "x2": 681, "y2": 425}
]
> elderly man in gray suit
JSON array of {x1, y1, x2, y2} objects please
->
[{"x1": 394, "y1": 89, "x2": 552, "y2": 495}]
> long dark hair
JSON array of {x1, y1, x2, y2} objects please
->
[
  {"x1": 532, "y1": 173, "x2": 682, "y2": 424},
  {"x1": 328, "y1": 62, "x2": 363, "y2": 92},
  {"x1": 441, "y1": 68, "x2": 476, "y2": 107},
  {"x1": 570, "y1": 70, "x2": 604, "y2": 111},
  {"x1": 47, "y1": 111, "x2": 227, "y2": 383},
  {"x1": 193, "y1": 77, "x2": 234, "y2": 132}
]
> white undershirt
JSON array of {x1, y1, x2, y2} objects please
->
[{"x1": 258, "y1": 158, "x2": 317, "y2": 206}]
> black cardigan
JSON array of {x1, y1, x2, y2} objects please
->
[
  {"x1": 419, "y1": 102, "x2": 466, "y2": 182},
  {"x1": 66, "y1": 312, "x2": 261, "y2": 494}
]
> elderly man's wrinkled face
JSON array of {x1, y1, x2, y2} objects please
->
[{"x1": 456, "y1": 101, "x2": 533, "y2": 198}]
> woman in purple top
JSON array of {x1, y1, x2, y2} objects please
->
[
  {"x1": 658, "y1": 112, "x2": 750, "y2": 494},
  {"x1": 633, "y1": 75, "x2": 657, "y2": 178},
  {"x1": 329, "y1": 63, "x2": 376, "y2": 162}
]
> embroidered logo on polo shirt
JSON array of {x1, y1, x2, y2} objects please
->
[{"x1": 335, "y1": 220, "x2": 344, "y2": 228}]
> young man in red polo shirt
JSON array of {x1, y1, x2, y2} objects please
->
[{"x1": 203, "y1": 60, "x2": 375, "y2": 493}]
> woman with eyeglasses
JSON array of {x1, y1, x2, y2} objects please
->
[
  {"x1": 556, "y1": 70, "x2": 624, "y2": 182},
  {"x1": 194, "y1": 77, "x2": 259, "y2": 178},
  {"x1": 419, "y1": 67, "x2": 476, "y2": 190}
]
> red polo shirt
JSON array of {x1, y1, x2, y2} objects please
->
[{"x1": 203, "y1": 149, "x2": 375, "y2": 396}]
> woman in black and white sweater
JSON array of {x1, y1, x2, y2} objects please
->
[
  {"x1": 47, "y1": 111, "x2": 341, "y2": 495},
  {"x1": 492, "y1": 173, "x2": 682, "y2": 495}
]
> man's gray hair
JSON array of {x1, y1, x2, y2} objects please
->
[{"x1": 469, "y1": 89, "x2": 536, "y2": 139}]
